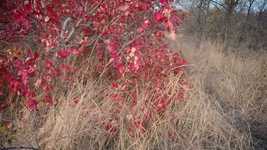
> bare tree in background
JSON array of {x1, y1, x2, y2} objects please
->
[
  {"x1": 181, "y1": 0, "x2": 267, "y2": 50},
  {"x1": 247, "y1": 0, "x2": 256, "y2": 17}
]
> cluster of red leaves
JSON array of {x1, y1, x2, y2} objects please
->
[{"x1": 0, "y1": 0, "x2": 188, "y2": 135}]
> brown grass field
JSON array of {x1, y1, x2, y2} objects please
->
[{"x1": 1, "y1": 35, "x2": 267, "y2": 150}]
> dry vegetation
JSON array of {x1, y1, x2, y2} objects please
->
[
  {"x1": 176, "y1": 35, "x2": 267, "y2": 150},
  {"x1": 1, "y1": 1, "x2": 266, "y2": 150},
  {"x1": 1, "y1": 35, "x2": 266, "y2": 150}
]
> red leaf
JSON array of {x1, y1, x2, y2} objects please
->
[
  {"x1": 111, "y1": 82, "x2": 119, "y2": 89},
  {"x1": 82, "y1": 28, "x2": 92, "y2": 36},
  {"x1": 44, "y1": 95, "x2": 53, "y2": 106},
  {"x1": 57, "y1": 49, "x2": 71, "y2": 59},
  {"x1": 159, "y1": 0, "x2": 170, "y2": 5},
  {"x1": 25, "y1": 97, "x2": 38, "y2": 111},
  {"x1": 45, "y1": 59, "x2": 54, "y2": 69},
  {"x1": 154, "y1": 11, "x2": 166, "y2": 22}
]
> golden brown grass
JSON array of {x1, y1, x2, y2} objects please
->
[{"x1": 7, "y1": 36, "x2": 267, "y2": 150}]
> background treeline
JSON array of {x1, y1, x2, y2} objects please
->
[{"x1": 176, "y1": 0, "x2": 267, "y2": 50}]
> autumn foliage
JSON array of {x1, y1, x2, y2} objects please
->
[{"x1": 0, "y1": 0, "x2": 188, "y2": 135}]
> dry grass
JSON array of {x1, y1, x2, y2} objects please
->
[
  {"x1": 4, "y1": 36, "x2": 267, "y2": 150},
  {"x1": 177, "y1": 36, "x2": 267, "y2": 150}
]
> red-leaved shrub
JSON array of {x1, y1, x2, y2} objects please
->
[{"x1": 0, "y1": 0, "x2": 188, "y2": 135}]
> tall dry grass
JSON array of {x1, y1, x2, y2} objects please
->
[{"x1": 9, "y1": 36, "x2": 267, "y2": 150}]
